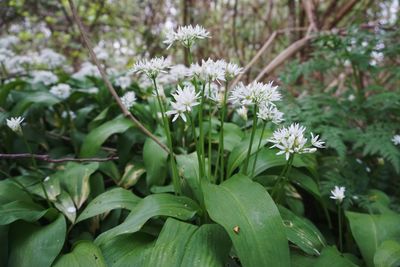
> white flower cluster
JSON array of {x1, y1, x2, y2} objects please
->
[
  {"x1": 130, "y1": 57, "x2": 170, "y2": 79},
  {"x1": 0, "y1": 35, "x2": 19, "y2": 48},
  {"x1": 37, "y1": 49, "x2": 66, "y2": 68},
  {"x1": 121, "y1": 91, "x2": 137, "y2": 110},
  {"x1": 164, "y1": 25, "x2": 210, "y2": 48},
  {"x1": 50, "y1": 84, "x2": 72, "y2": 99},
  {"x1": 188, "y1": 59, "x2": 242, "y2": 82},
  {"x1": 268, "y1": 123, "x2": 325, "y2": 160},
  {"x1": 230, "y1": 81, "x2": 281, "y2": 106},
  {"x1": 72, "y1": 62, "x2": 101, "y2": 80},
  {"x1": 6, "y1": 116, "x2": 24, "y2": 133},
  {"x1": 257, "y1": 105, "x2": 284, "y2": 124},
  {"x1": 0, "y1": 48, "x2": 14, "y2": 63},
  {"x1": 30, "y1": 70, "x2": 59, "y2": 85},
  {"x1": 330, "y1": 186, "x2": 346, "y2": 203},
  {"x1": 166, "y1": 85, "x2": 200, "y2": 122},
  {"x1": 115, "y1": 75, "x2": 132, "y2": 89},
  {"x1": 392, "y1": 135, "x2": 400, "y2": 146}
]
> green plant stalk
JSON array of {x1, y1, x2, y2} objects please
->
[
  {"x1": 198, "y1": 82, "x2": 207, "y2": 177},
  {"x1": 152, "y1": 78, "x2": 181, "y2": 195},
  {"x1": 271, "y1": 154, "x2": 294, "y2": 201},
  {"x1": 242, "y1": 104, "x2": 258, "y2": 175},
  {"x1": 187, "y1": 112, "x2": 204, "y2": 182},
  {"x1": 338, "y1": 204, "x2": 343, "y2": 253},
  {"x1": 214, "y1": 82, "x2": 229, "y2": 183},
  {"x1": 207, "y1": 82, "x2": 212, "y2": 180},
  {"x1": 250, "y1": 122, "x2": 266, "y2": 177}
]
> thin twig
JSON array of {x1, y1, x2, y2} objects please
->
[
  {"x1": 0, "y1": 153, "x2": 118, "y2": 163},
  {"x1": 67, "y1": 0, "x2": 170, "y2": 154}
]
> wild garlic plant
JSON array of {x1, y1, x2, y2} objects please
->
[{"x1": 129, "y1": 24, "x2": 325, "y2": 200}]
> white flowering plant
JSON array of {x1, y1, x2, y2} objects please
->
[{"x1": 1, "y1": 20, "x2": 399, "y2": 267}]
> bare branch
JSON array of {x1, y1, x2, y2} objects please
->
[
  {"x1": 0, "y1": 153, "x2": 118, "y2": 163},
  {"x1": 67, "y1": 0, "x2": 170, "y2": 154}
]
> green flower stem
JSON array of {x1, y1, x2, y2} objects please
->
[
  {"x1": 338, "y1": 204, "x2": 343, "y2": 253},
  {"x1": 152, "y1": 78, "x2": 181, "y2": 195},
  {"x1": 271, "y1": 154, "x2": 294, "y2": 201},
  {"x1": 198, "y1": 82, "x2": 207, "y2": 177},
  {"x1": 207, "y1": 82, "x2": 212, "y2": 180},
  {"x1": 187, "y1": 112, "x2": 204, "y2": 181},
  {"x1": 242, "y1": 104, "x2": 258, "y2": 175},
  {"x1": 250, "y1": 122, "x2": 266, "y2": 178}
]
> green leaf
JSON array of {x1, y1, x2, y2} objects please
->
[
  {"x1": 80, "y1": 116, "x2": 134, "y2": 157},
  {"x1": 8, "y1": 214, "x2": 66, "y2": 267},
  {"x1": 176, "y1": 152, "x2": 202, "y2": 202},
  {"x1": 53, "y1": 241, "x2": 106, "y2": 267},
  {"x1": 11, "y1": 91, "x2": 60, "y2": 115},
  {"x1": 95, "y1": 194, "x2": 199, "y2": 245},
  {"x1": 279, "y1": 206, "x2": 326, "y2": 255},
  {"x1": 54, "y1": 191, "x2": 76, "y2": 223},
  {"x1": 0, "y1": 200, "x2": 47, "y2": 225},
  {"x1": 118, "y1": 163, "x2": 146, "y2": 188},
  {"x1": 76, "y1": 187, "x2": 141, "y2": 223},
  {"x1": 203, "y1": 174, "x2": 290, "y2": 267},
  {"x1": 100, "y1": 233, "x2": 155, "y2": 267},
  {"x1": 0, "y1": 180, "x2": 32, "y2": 205},
  {"x1": 55, "y1": 162, "x2": 99, "y2": 209},
  {"x1": 346, "y1": 211, "x2": 400, "y2": 267},
  {"x1": 226, "y1": 129, "x2": 271, "y2": 177},
  {"x1": 374, "y1": 240, "x2": 400, "y2": 267},
  {"x1": 146, "y1": 218, "x2": 231, "y2": 267},
  {"x1": 291, "y1": 246, "x2": 359, "y2": 267},
  {"x1": 143, "y1": 137, "x2": 168, "y2": 187},
  {"x1": 222, "y1": 123, "x2": 244, "y2": 152}
]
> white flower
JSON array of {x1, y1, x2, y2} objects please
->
[
  {"x1": 257, "y1": 104, "x2": 284, "y2": 124},
  {"x1": 392, "y1": 135, "x2": 400, "y2": 146},
  {"x1": 224, "y1": 62, "x2": 242, "y2": 79},
  {"x1": 50, "y1": 83, "x2": 72, "y2": 99},
  {"x1": 268, "y1": 123, "x2": 323, "y2": 160},
  {"x1": 115, "y1": 75, "x2": 131, "y2": 89},
  {"x1": 0, "y1": 35, "x2": 19, "y2": 48},
  {"x1": 237, "y1": 106, "x2": 248, "y2": 121},
  {"x1": 310, "y1": 133, "x2": 325, "y2": 148},
  {"x1": 129, "y1": 57, "x2": 170, "y2": 79},
  {"x1": 169, "y1": 64, "x2": 189, "y2": 81},
  {"x1": 0, "y1": 48, "x2": 14, "y2": 62},
  {"x1": 348, "y1": 94, "x2": 355, "y2": 101},
  {"x1": 72, "y1": 62, "x2": 101, "y2": 80},
  {"x1": 188, "y1": 58, "x2": 226, "y2": 82},
  {"x1": 166, "y1": 85, "x2": 200, "y2": 122},
  {"x1": 230, "y1": 81, "x2": 281, "y2": 106},
  {"x1": 6, "y1": 116, "x2": 24, "y2": 133},
  {"x1": 94, "y1": 43, "x2": 109, "y2": 60},
  {"x1": 38, "y1": 49, "x2": 66, "y2": 68},
  {"x1": 86, "y1": 87, "x2": 99, "y2": 94},
  {"x1": 330, "y1": 186, "x2": 346, "y2": 203},
  {"x1": 121, "y1": 91, "x2": 137, "y2": 110},
  {"x1": 164, "y1": 24, "x2": 210, "y2": 48},
  {"x1": 31, "y1": 70, "x2": 58, "y2": 85}
]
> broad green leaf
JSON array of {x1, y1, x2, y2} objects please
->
[
  {"x1": 53, "y1": 241, "x2": 106, "y2": 267},
  {"x1": 0, "y1": 180, "x2": 32, "y2": 204},
  {"x1": 146, "y1": 218, "x2": 231, "y2": 267},
  {"x1": 203, "y1": 174, "x2": 290, "y2": 267},
  {"x1": 100, "y1": 233, "x2": 155, "y2": 267},
  {"x1": 118, "y1": 163, "x2": 145, "y2": 188},
  {"x1": 11, "y1": 91, "x2": 60, "y2": 115},
  {"x1": 95, "y1": 194, "x2": 199, "y2": 245},
  {"x1": 279, "y1": 206, "x2": 326, "y2": 255},
  {"x1": 176, "y1": 152, "x2": 202, "y2": 202},
  {"x1": 289, "y1": 169, "x2": 321, "y2": 199},
  {"x1": 8, "y1": 214, "x2": 66, "y2": 267},
  {"x1": 0, "y1": 200, "x2": 47, "y2": 225},
  {"x1": 226, "y1": 129, "x2": 271, "y2": 177},
  {"x1": 0, "y1": 225, "x2": 8, "y2": 266},
  {"x1": 374, "y1": 240, "x2": 400, "y2": 267},
  {"x1": 77, "y1": 187, "x2": 141, "y2": 223},
  {"x1": 291, "y1": 246, "x2": 359, "y2": 267},
  {"x1": 222, "y1": 123, "x2": 244, "y2": 152},
  {"x1": 56, "y1": 162, "x2": 99, "y2": 209},
  {"x1": 346, "y1": 211, "x2": 400, "y2": 267},
  {"x1": 54, "y1": 191, "x2": 76, "y2": 223},
  {"x1": 80, "y1": 116, "x2": 134, "y2": 157},
  {"x1": 143, "y1": 137, "x2": 168, "y2": 187}
]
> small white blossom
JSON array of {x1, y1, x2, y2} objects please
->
[
  {"x1": 268, "y1": 123, "x2": 323, "y2": 160},
  {"x1": 72, "y1": 62, "x2": 101, "y2": 80},
  {"x1": 50, "y1": 83, "x2": 72, "y2": 99},
  {"x1": 205, "y1": 83, "x2": 224, "y2": 106},
  {"x1": 0, "y1": 35, "x2": 19, "y2": 48},
  {"x1": 230, "y1": 81, "x2": 281, "y2": 107},
  {"x1": 188, "y1": 58, "x2": 226, "y2": 82},
  {"x1": 392, "y1": 135, "x2": 400, "y2": 146},
  {"x1": 6, "y1": 116, "x2": 24, "y2": 133},
  {"x1": 164, "y1": 24, "x2": 210, "y2": 48},
  {"x1": 224, "y1": 62, "x2": 242, "y2": 79},
  {"x1": 237, "y1": 106, "x2": 248, "y2": 121},
  {"x1": 0, "y1": 48, "x2": 14, "y2": 62},
  {"x1": 31, "y1": 70, "x2": 58, "y2": 85},
  {"x1": 330, "y1": 186, "x2": 346, "y2": 203},
  {"x1": 121, "y1": 91, "x2": 137, "y2": 110},
  {"x1": 166, "y1": 85, "x2": 200, "y2": 122},
  {"x1": 130, "y1": 57, "x2": 170, "y2": 79},
  {"x1": 310, "y1": 133, "x2": 325, "y2": 148},
  {"x1": 169, "y1": 64, "x2": 189, "y2": 81},
  {"x1": 115, "y1": 75, "x2": 131, "y2": 89},
  {"x1": 38, "y1": 49, "x2": 66, "y2": 68},
  {"x1": 257, "y1": 104, "x2": 284, "y2": 124}
]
